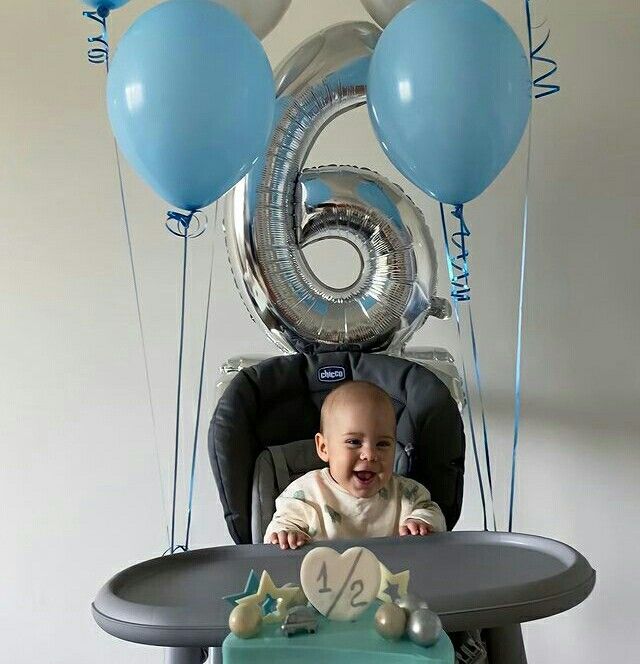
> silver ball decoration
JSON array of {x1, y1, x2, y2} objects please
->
[
  {"x1": 406, "y1": 608, "x2": 442, "y2": 647},
  {"x1": 374, "y1": 602, "x2": 407, "y2": 640},
  {"x1": 394, "y1": 592, "x2": 429, "y2": 616},
  {"x1": 228, "y1": 603, "x2": 263, "y2": 639}
]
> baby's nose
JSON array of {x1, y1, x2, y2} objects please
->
[{"x1": 360, "y1": 445, "x2": 379, "y2": 461}]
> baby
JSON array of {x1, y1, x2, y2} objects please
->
[{"x1": 265, "y1": 380, "x2": 446, "y2": 549}]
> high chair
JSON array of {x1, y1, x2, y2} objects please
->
[{"x1": 92, "y1": 350, "x2": 595, "y2": 664}]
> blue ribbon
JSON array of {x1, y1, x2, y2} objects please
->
[
  {"x1": 163, "y1": 208, "x2": 208, "y2": 555},
  {"x1": 82, "y1": 9, "x2": 110, "y2": 66},
  {"x1": 113, "y1": 140, "x2": 170, "y2": 549},
  {"x1": 468, "y1": 306, "x2": 496, "y2": 531},
  {"x1": 167, "y1": 210, "x2": 194, "y2": 229},
  {"x1": 525, "y1": 1, "x2": 560, "y2": 99},
  {"x1": 184, "y1": 203, "x2": 218, "y2": 550},
  {"x1": 508, "y1": 112, "x2": 534, "y2": 534},
  {"x1": 168, "y1": 219, "x2": 191, "y2": 554},
  {"x1": 84, "y1": 3, "x2": 206, "y2": 553},
  {"x1": 440, "y1": 204, "x2": 496, "y2": 531},
  {"x1": 85, "y1": 16, "x2": 171, "y2": 547},
  {"x1": 166, "y1": 210, "x2": 208, "y2": 238},
  {"x1": 509, "y1": 0, "x2": 557, "y2": 532},
  {"x1": 448, "y1": 205, "x2": 471, "y2": 302}
]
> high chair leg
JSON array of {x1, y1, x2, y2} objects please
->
[
  {"x1": 166, "y1": 647, "x2": 209, "y2": 664},
  {"x1": 484, "y1": 624, "x2": 527, "y2": 664}
]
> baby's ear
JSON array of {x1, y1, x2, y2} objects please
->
[{"x1": 315, "y1": 433, "x2": 330, "y2": 462}]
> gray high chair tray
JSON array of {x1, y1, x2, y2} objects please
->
[{"x1": 92, "y1": 531, "x2": 595, "y2": 650}]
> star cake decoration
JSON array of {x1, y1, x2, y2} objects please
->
[
  {"x1": 237, "y1": 570, "x2": 301, "y2": 623},
  {"x1": 223, "y1": 569, "x2": 260, "y2": 606},
  {"x1": 377, "y1": 562, "x2": 410, "y2": 603}
]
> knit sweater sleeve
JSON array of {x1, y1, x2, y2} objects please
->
[
  {"x1": 400, "y1": 478, "x2": 447, "y2": 532},
  {"x1": 263, "y1": 473, "x2": 324, "y2": 542}
]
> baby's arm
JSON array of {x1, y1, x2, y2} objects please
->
[
  {"x1": 400, "y1": 480, "x2": 447, "y2": 536},
  {"x1": 264, "y1": 489, "x2": 320, "y2": 550}
]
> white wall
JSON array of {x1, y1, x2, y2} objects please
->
[{"x1": 1, "y1": 1, "x2": 638, "y2": 662}]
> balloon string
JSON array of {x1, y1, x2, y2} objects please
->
[
  {"x1": 184, "y1": 202, "x2": 218, "y2": 551},
  {"x1": 169, "y1": 217, "x2": 190, "y2": 555},
  {"x1": 440, "y1": 203, "x2": 491, "y2": 531},
  {"x1": 163, "y1": 209, "x2": 207, "y2": 556},
  {"x1": 525, "y1": 1, "x2": 560, "y2": 99},
  {"x1": 86, "y1": 21, "x2": 171, "y2": 548},
  {"x1": 82, "y1": 8, "x2": 110, "y2": 66},
  {"x1": 113, "y1": 138, "x2": 171, "y2": 548},
  {"x1": 509, "y1": 0, "x2": 550, "y2": 531},
  {"x1": 509, "y1": 116, "x2": 534, "y2": 534},
  {"x1": 468, "y1": 306, "x2": 496, "y2": 531},
  {"x1": 449, "y1": 205, "x2": 495, "y2": 528}
]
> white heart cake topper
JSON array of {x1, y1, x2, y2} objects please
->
[{"x1": 300, "y1": 546, "x2": 381, "y2": 621}]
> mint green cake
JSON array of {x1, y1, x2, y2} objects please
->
[{"x1": 223, "y1": 603, "x2": 454, "y2": 664}]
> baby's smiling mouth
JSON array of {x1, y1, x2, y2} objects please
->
[{"x1": 353, "y1": 470, "x2": 376, "y2": 485}]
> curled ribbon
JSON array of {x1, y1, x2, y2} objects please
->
[
  {"x1": 447, "y1": 204, "x2": 472, "y2": 303},
  {"x1": 439, "y1": 204, "x2": 496, "y2": 531},
  {"x1": 525, "y1": 1, "x2": 560, "y2": 99},
  {"x1": 166, "y1": 210, "x2": 208, "y2": 238},
  {"x1": 510, "y1": 0, "x2": 559, "y2": 531},
  {"x1": 82, "y1": 8, "x2": 110, "y2": 66}
]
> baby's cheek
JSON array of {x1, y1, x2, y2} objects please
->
[
  {"x1": 378, "y1": 471, "x2": 393, "y2": 491},
  {"x1": 332, "y1": 457, "x2": 353, "y2": 480},
  {"x1": 380, "y1": 461, "x2": 394, "y2": 478}
]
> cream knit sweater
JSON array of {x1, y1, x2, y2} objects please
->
[{"x1": 264, "y1": 468, "x2": 446, "y2": 542}]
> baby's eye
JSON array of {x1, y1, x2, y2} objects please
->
[
  {"x1": 346, "y1": 439, "x2": 361, "y2": 446},
  {"x1": 377, "y1": 440, "x2": 392, "y2": 448}
]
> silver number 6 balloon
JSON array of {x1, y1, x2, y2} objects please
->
[{"x1": 224, "y1": 22, "x2": 450, "y2": 355}]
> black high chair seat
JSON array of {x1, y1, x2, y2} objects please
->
[{"x1": 209, "y1": 351, "x2": 466, "y2": 544}]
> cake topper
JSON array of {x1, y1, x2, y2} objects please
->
[
  {"x1": 300, "y1": 546, "x2": 381, "y2": 621},
  {"x1": 374, "y1": 602, "x2": 407, "y2": 641},
  {"x1": 407, "y1": 608, "x2": 443, "y2": 647},
  {"x1": 228, "y1": 603, "x2": 263, "y2": 639},
  {"x1": 224, "y1": 569, "x2": 260, "y2": 606},
  {"x1": 235, "y1": 571, "x2": 301, "y2": 623},
  {"x1": 377, "y1": 563, "x2": 410, "y2": 603}
]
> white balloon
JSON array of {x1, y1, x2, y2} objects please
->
[
  {"x1": 217, "y1": 0, "x2": 292, "y2": 39},
  {"x1": 360, "y1": 0, "x2": 414, "y2": 28}
]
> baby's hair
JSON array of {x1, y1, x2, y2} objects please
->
[{"x1": 319, "y1": 380, "x2": 395, "y2": 434}]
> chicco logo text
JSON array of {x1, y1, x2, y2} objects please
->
[{"x1": 318, "y1": 366, "x2": 346, "y2": 383}]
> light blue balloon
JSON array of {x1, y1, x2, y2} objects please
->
[
  {"x1": 82, "y1": 0, "x2": 130, "y2": 10},
  {"x1": 107, "y1": 0, "x2": 275, "y2": 211},
  {"x1": 367, "y1": 0, "x2": 531, "y2": 205}
]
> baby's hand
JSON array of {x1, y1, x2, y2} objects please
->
[
  {"x1": 399, "y1": 519, "x2": 433, "y2": 537},
  {"x1": 269, "y1": 530, "x2": 311, "y2": 550}
]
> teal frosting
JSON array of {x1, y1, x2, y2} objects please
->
[{"x1": 223, "y1": 603, "x2": 454, "y2": 664}]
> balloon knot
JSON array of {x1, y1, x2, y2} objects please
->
[
  {"x1": 167, "y1": 210, "x2": 196, "y2": 230},
  {"x1": 165, "y1": 210, "x2": 208, "y2": 238}
]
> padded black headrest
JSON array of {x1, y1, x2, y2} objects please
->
[{"x1": 208, "y1": 351, "x2": 465, "y2": 544}]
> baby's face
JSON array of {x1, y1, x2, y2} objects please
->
[{"x1": 315, "y1": 395, "x2": 396, "y2": 498}]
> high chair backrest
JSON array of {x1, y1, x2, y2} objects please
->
[{"x1": 208, "y1": 351, "x2": 465, "y2": 544}]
